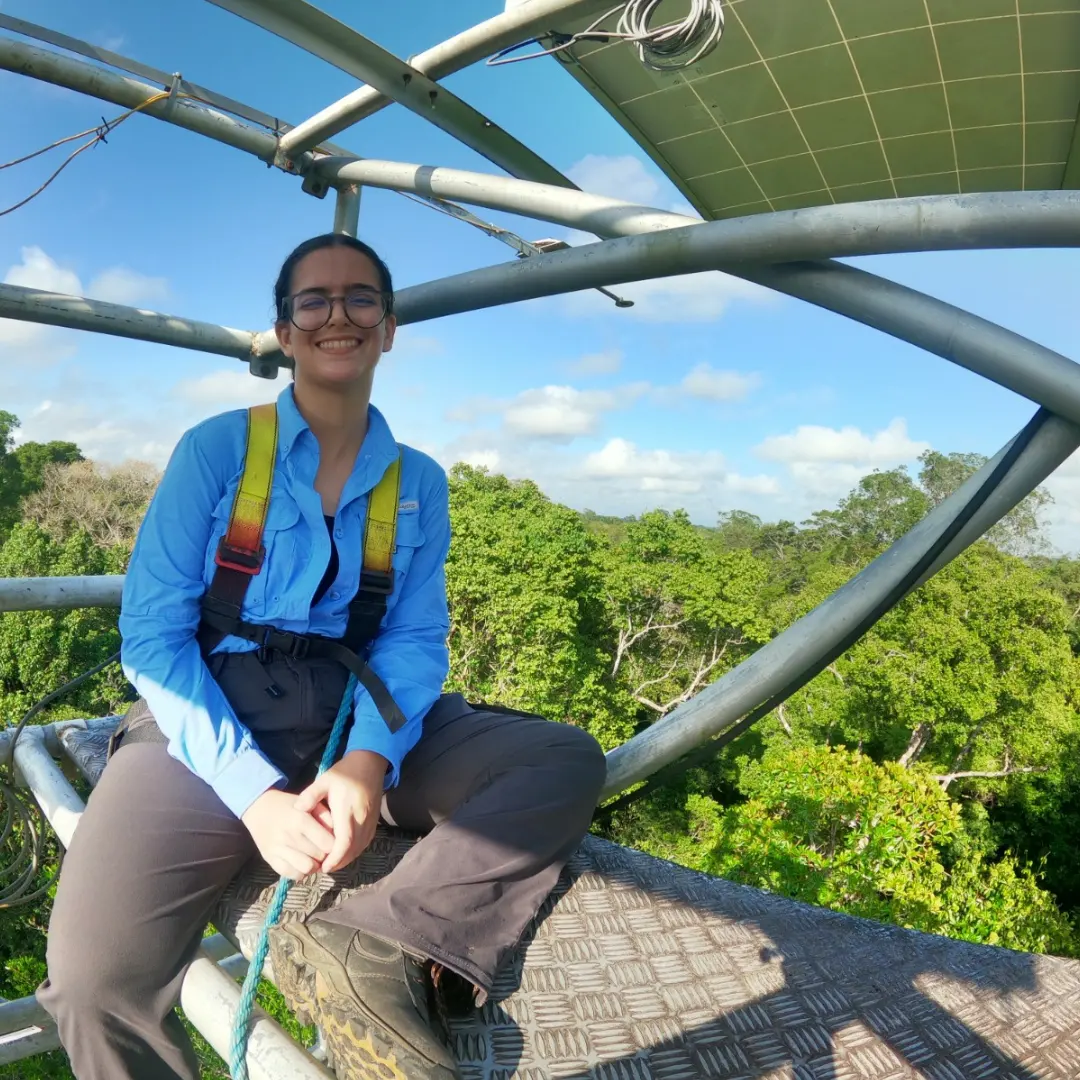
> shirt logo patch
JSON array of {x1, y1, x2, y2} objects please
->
[{"x1": 398, "y1": 500, "x2": 419, "y2": 512}]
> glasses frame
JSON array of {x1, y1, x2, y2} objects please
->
[{"x1": 284, "y1": 289, "x2": 391, "y2": 331}]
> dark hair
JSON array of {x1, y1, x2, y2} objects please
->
[{"x1": 273, "y1": 233, "x2": 394, "y2": 321}]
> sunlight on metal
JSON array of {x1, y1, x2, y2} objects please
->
[
  {"x1": 206, "y1": 0, "x2": 575, "y2": 186},
  {"x1": 332, "y1": 183, "x2": 361, "y2": 236},
  {"x1": 603, "y1": 411, "x2": 1080, "y2": 798},
  {"x1": 0, "y1": 284, "x2": 270, "y2": 362},
  {"x1": 0, "y1": 574, "x2": 124, "y2": 612},
  {"x1": 277, "y1": 0, "x2": 613, "y2": 155},
  {"x1": 0, "y1": 37, "x2": 295, "y2": 168},
  {"x1": 9, "y1": 730, "x2": 330, "y2": 1077},
  {"x1": 0, "y1": 13, "x2": 350, "y2": 156}
]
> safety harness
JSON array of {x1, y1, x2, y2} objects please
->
[{"x1": 196, "y1": 402, "x2": 406, "y2": 733}]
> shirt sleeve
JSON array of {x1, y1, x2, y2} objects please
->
[
  {"x1": 118, "y1": 421, "x2": 286, "y2": 818},
  {"x1": 345, "y1": 465, "x2": 450, "y2": 785}
]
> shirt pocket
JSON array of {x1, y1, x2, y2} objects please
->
[
  {"x1": 203, "y1": 491, "x2": 301, "y2": 617},
  {"x1": 387, "y1": 512, "x2": 426, "y2": 615}
]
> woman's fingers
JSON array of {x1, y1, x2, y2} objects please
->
[
  {"x1": 294, "y1": 775, "x2": 330, "y2": 813},
  {"x1": 322, "y1": 789, "x2": 357, "y2": 873}
]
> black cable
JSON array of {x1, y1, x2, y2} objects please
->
[
  {"x1": 594, "y1": 407, "x2": 1051, "y2": 825},
  {"x1": 0, "y1": 650, "x2": 121, "y2": 909}
]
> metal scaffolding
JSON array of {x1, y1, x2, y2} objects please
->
[{"x1": 4, "y1": 1, "x2": 1080, "y2": 1077}]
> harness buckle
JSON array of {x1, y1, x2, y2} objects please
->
[
  {"x1": 359, "y1": 569, "x2": 395, "y2": 596},
  {"x1": 261, "y1": 627, "x2": 310, "y2": 660},
  {"x1": 215, "y1": 539, "x2": 264, "y2": 575}
]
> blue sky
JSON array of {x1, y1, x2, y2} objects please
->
[{"x1": 3, "y1": 0, "x2": 1080, "y2": 550}]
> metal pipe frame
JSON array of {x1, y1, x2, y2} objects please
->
[
  {"x1": 333, "y1": 183, "x2": 361, "y2": 236},
  {"x1": 0, "y1": 36, "x2": 302, "y2": 170},
  {"x1": 0, "y1": 575, "x2": 124, "y2": 612},
  {"x1": 7, "y1": 725, "x2": 332, "y2": 1077},
  {"x1": 206, "y1": 0, "x2": 573, "y2": 186},
  {"x1": 277, "y1": 0, "x2": 613, "y2": 155},
  {"x1": 5, "y1": 183, "x2": 1080, "y2": 424},
  {"x1": 0, "y1": 13, "x2": 350, "y2": 156}
]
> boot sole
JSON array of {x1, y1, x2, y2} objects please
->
[{"x1": 270, "y1": 922, "x2": 458, "y2": 1080}]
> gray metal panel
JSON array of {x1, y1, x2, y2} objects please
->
[{"x1": 61, "y1": 724, "x2": 1080, "y2": 1079}]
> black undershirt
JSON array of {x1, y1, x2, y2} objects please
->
[{"x1": 313, "y1": 515, "x2": 339, "y2": 606}]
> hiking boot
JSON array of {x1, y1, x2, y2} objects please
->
[{"x1": 269, "y1": 920, "x2": 462, "y2": 1080}]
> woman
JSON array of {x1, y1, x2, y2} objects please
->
[{"x1": 37, "y1": 233, "x2": 607, "y2": 1080}]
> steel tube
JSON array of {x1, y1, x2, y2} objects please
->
[
  {"x1": 333, "y1": 183, "x2": 361, "y2": 236},
  {"x1": 602, "y1": 410, "x2": 1080, "y2": 797},
  {"x1": 0, "y1": 13, "x2": 352, "y2": 156},
  {"x1": 179, "y1": 956, "x2": 334, "y2": 1080},
  {"x1": 389, "y1": 192, "x2": 1080, "y2": 315},
  {"x1": 0, "y1": 36, "x2": 294, "y2": 168},
  {"x1": 0, "y1": 1019, "x2": 60, "y2": 1066},
  {"x1": 12, "y1": 730, "x2": 327, "y2": 1077},
  {"x1": 207, "y1": 0, "x2": 572, "y2": 186},
  {"x1": 0, "y1": 575, "x2": 123, "y2": 613},
  {"x1": 0, "y1": 284, "x2": 273, "y2": 363},
  {"x1": 12, "y1": 728, "x2": 86, "y2": 847},
  {"x1": 279, "y1": 0, "x2": 611, "y2": 154}
]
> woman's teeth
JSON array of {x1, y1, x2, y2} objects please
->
[{"x1": 317, "y1": 339, "x2": 359, "y2": 351}]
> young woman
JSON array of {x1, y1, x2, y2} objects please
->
[{"x1": 37, "y1": 233, "x2": 607, "y2": 1080}]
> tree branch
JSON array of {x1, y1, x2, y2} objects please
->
[{"x1": 934, "y1": 765, "x2": 1047, "y2": 791}]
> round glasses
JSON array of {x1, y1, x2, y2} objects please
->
[{"x1": 286, "y1": 289, "x2": 390, "y2": 331}]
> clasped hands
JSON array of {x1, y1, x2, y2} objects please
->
[{"x1": 241, "y1": 749, "x2": 387, "y2": 880}]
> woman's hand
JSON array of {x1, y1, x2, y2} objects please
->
[
  {"x1": 294, "y1": 750, "x2": 387, "y2": 874},
  {"x1": 241, "y1": 788, "x2": 336, "y2": 880}
]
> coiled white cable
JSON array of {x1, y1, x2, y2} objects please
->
[{"x1": 488, "y1": 0, "x2": 726, "y2": 72}]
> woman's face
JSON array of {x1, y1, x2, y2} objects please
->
[{"x1": 275, "y1": 245, "x2": 396, "y2": 388}]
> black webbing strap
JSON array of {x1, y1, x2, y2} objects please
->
[{"x1": 199, "y1": 606, "x2": 407, "y2": 733}]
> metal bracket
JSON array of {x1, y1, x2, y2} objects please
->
[{"x1": 301, "y1": 171, "x2": 331, "y2": 200}]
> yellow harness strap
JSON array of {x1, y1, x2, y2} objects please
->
[
  {"x1": 219, "y1": 404, "x2": 401, "y2": 579},
  {"x1": 363, "y1": 452, "x2": 401, "y2": 577},
  {"x1": 217, "y1": 403, "x2": 277, "y2": 571}
]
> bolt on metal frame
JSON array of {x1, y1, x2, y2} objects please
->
[{"x1": 4, "y1": 0, "x2": 1080, "y2": 1072}]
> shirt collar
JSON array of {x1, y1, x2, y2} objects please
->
[{"x1": 275, "y1": 383, "x2": 397, "y2": 473}]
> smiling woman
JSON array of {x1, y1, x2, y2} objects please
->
[{"x1": 33, "y1": 231, "x2": 607, "y2": 1080}]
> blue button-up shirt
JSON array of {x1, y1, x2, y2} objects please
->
[{"x1": 119, "y1": 385, "x2": 450, "y2": 818}]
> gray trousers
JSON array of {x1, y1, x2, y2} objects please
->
[{"x1": 36, "y1": 651, "x2": 606, "y2": 1080}]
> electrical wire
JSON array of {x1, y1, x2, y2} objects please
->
[
  {"x1": 488, "y1": 0, "x2": 725, "y2": 72},
  {"x1": 0, "y1": 650, "x2": 121, "y2": 909},
  {"x1": 0, "y1": 90, "x2": 177, "y2": 219}
]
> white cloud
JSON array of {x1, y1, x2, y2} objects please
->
[
  {"x1": 756, "y1": 418, "x2": 928, "y2": 465},
  {"x1": 5, "y1": 246, "x2": 82, "y2": 295},
  {"x1": 450, "y1": 383, "x2": 647, "y2": 442},
  {"x1": 504, "y1": 385, "x2": 643, "y2": 439},
  {"x1": 171, "y1": 367, "x2": 284, "y2": 409},
  {"x1": 566, "y1": 348, "x2": 622, "y2": 376},
  {"x1": 752, "y1": 418, "x2": 931, "y2": 509},
  {"x1": 459, "y1": 448, "x2": 501, "y2": 470},
  {"x1": 87, "y1": 267, "x2": 170, "y2": 306},
  {"x1": 676, "y1": 364, "x2": 760, "y2": 403},
  {"x1": 567, "y1": 154, "x2": 662, "y2": 207},
  {"x1": 582, "y1": 437, "x2": 778, "y2": 497}
]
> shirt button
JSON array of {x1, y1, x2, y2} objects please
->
[
  {"x1": 330, "y1": 591, "x2": 339, "y2": 600},
  {"x1": 335, "y1": 528, "x2": 343, "y2": 539}
]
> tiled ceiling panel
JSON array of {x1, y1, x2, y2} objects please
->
[{"x1": 548, "y1": 0, "x2": 1080, "y2": 217}]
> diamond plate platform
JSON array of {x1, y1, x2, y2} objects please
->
[{"x1": 59, "y1": 720, "x2": 1080, "y2": 1079}]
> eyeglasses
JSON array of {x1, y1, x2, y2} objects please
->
[{"x1": 285, "y1": 289, "x2": 390, "y2": 331}]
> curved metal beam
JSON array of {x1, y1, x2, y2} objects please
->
[
  {"x1": 207, "y1": 0, "x2": 574, "y2": 186},
  {"x1": 279, "y1": 0, "x2": 612, "y2": 156},
  {"x1": 602, "y1": 411, "x2": 1080, "y2": 797},
  {"x1": 0, "y1": 36, "x2": 299, "y2": 169}
]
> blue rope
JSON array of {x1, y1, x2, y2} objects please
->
[{"x1": 229, "y1": 672, "x2": 358, "y2": 1080}]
